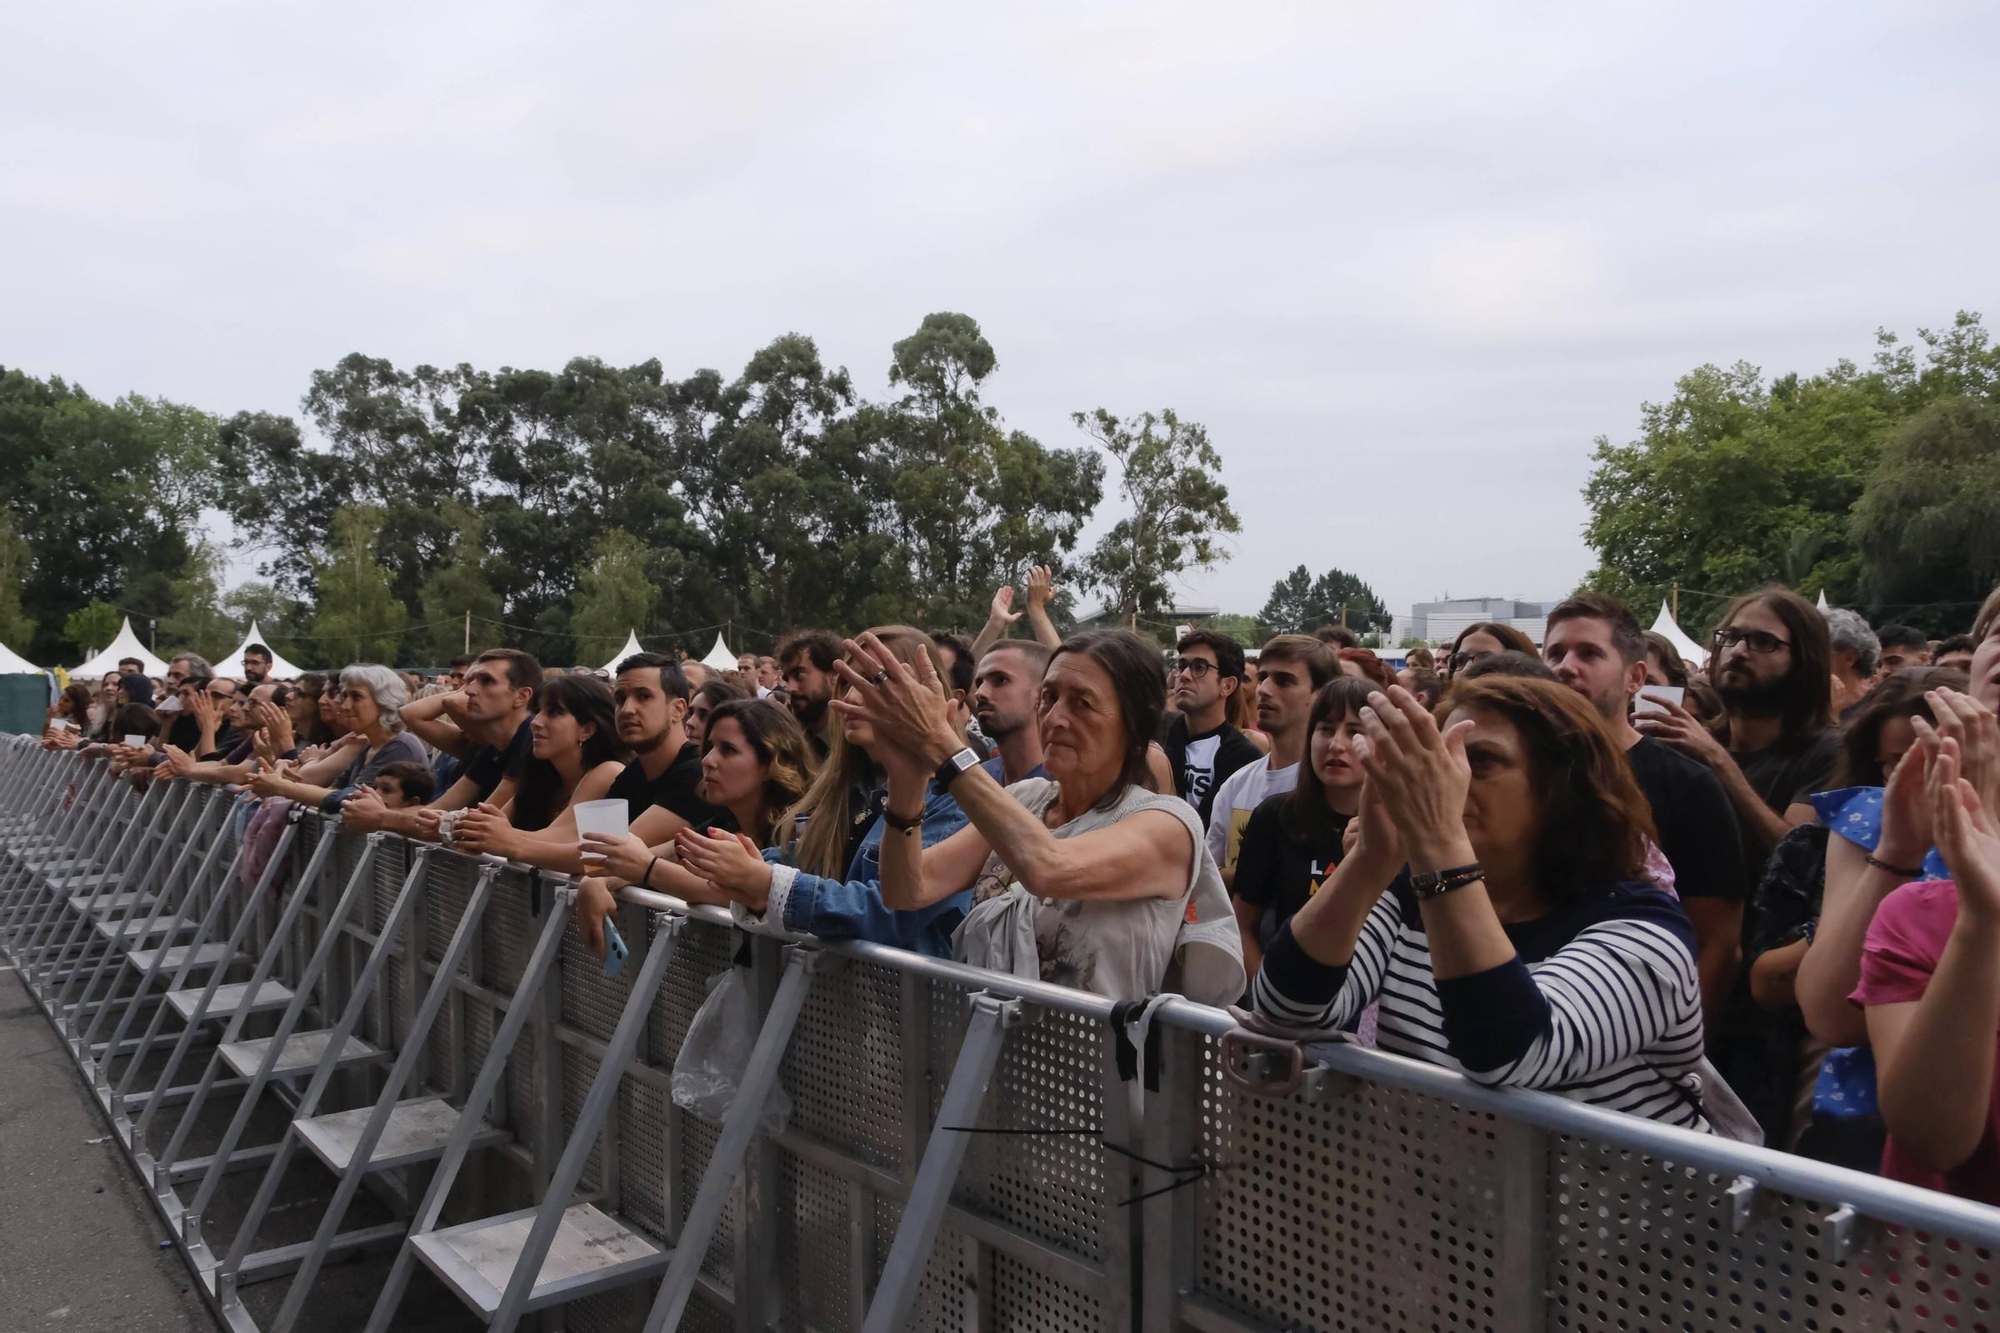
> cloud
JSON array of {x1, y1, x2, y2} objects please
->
[{"x1": 2, "y1": 1, "x2": 1997, "y2": 618}]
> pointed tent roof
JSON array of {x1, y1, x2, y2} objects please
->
[
  {"x1": 0, "y1": 639, "x2": 38, "y2": 673},
  {"x1": 699, "y1": 633, "x2": 738, "y2": 671},
  {"x1": 1817, "y1": 589, "x2": 1831, "y2": 611},
  {"x1": 214, "y1": 621, "x2": 308, "y2": 680},
  {"x1": 599, "y1": 629, "x2": 646, "y2": 676},
  {"x1": 73, "y1": 618, "x2": 169, "y2": 678},
  {"x1": 1649, "y1": 600, "x2": 1708, "y2": 668}
]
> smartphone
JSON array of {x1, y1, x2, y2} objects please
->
[
  {"x1": 602, "y1": 921, "x2": 630, "y2": 979},
  {"x1": 1634, "y1": 684, "x2": 1685, "y2": 717}
]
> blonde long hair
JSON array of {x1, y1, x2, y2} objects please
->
[{"x1": 781, "y1": 626, "x2": 950, "y2": 879}]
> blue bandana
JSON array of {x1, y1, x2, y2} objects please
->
[{"x1": 1807, "y1": 786, "x2": 1949, "y2": 881}]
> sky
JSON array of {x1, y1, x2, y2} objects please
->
[{"x1": 4, "y1": 2, "x2": 1997, "y2": 623}]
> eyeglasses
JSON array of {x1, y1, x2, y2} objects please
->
[
  {"x1": 1712, "y1": 627, "x2": 1791, "y2": 656},
  {"x1": 1172, "y1": 660, "x2": 1219, "y2": 679},
  {"x1": 1447, "y1": 650, "x2": 1493, "y2": 674}
]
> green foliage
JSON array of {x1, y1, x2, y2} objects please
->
[
  {"x1": 221, "y1": 582, "x2": 310, "y2": 662},
  {"x1": 1257, "y1": 564, "x2": 1390, "y2": 637},
  {"x1": 0, "y1": 514, "x2": 37, "y2": 650},
  {"x1": 64, "y1": 600, "x2": 123, "y2": 659},
  {"x1": 414, "y1": 504, "x2": 503, "y2": 663},
  {"x1": 1205, "y1": 613, "x2": 1264, "y2": 648},
  {"x1": 157, "y1": 541, "x2": 236, "y2": 659},
  {"x1": 1583, "y1": 312, "x2": 2000, "y2": 628},
  {"x1": 310, "y1": 505, "x2": 407, "y2": 663},
  {"x1": 1849, "y1": 397, "x2": 2000, "y2": 634},
  {"x1": 570, "y1": 528, "x2": 659, "y2": 657},
  {"x1": 1071, "y1": 407, "x2": 1238, "y2": 624}
]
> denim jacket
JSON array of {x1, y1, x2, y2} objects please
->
[{"x1": 736, "y1": 782, "x2": 970, "y2": 957}]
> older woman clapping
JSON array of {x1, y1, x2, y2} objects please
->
[
  {"x1": 833, "y1": 628, "x2": 1242, "y2": 1006},
  {"x1": 1252, "y1": 677, "x2": 1712, "y2": 1128}
]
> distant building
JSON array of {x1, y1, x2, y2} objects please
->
[
  {"x1": 1397, "y1": 597, "x2": 1557, "y2": 647},
  {"x1": 1072, "y1": 604, "x2": 1221, "y2": 635}
]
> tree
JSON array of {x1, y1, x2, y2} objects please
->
[
  {"x1": 569, "y1": 529, "x2": 658, "y2": 660},
  {"x1": 65, "y1": 600, "x2": 123, "y2": 660},
  {"x1": 1849, "y1": 396, "x2": 2000, "y2": 634},
  {"x1": 1256, "y1": 564, "x2": 1390, "y2": 636},
  {"x1": 310, "y1": 505, "x2": 408, "y2": 663},
  {"x1": 1071, "y1": 407, "x2": 1238, "y2": 625},
  {"x1": 414, "y1": 503, "x2": 503, "y2": 664},
  {"x1": 0, "y1": 515, "x2": 36, "y2": 650},
  {"x1": 1581, "y1": 312, "x2": 1999, "y2": 614},
  {"x1": 1205, "y1": 613, "x2": 1263, "y2": 648},
  {"x1": 222, "y1": 582, "x2": 311, "y2": 663},
  {"x1": 157, "y1": 541, "x2": 235, "y2": 659}
]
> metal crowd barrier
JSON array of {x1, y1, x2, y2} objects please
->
[{"x1": 5, "y1": 736, "x2": 2000, "y2": 1333}]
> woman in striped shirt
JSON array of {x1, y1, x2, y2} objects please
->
[{"x1": 1252, "y1": 676, "x2": 1710, "y2": 1129}]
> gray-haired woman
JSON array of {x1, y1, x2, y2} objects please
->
[{"x1": 248, "y1": 663, "x2": 427, "y2": 814}]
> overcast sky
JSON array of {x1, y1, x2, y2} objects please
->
[{"x1": 4, "y1": 2, "x2": 1996, "y2": 622}]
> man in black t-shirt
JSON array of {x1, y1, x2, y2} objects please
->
[
  {"x1": 356, "y1": 648, "x2": 543, "y2": 837},
  {"x1": 1545, "y1": 595, "x2": 1746, "y2": 1022},
  {"x1": 1162, "y1": 629, "x2": 1262, "y2": 828},
  {"x1": 1632, "y1": 587, "x2": 1839, "y2": 875}
]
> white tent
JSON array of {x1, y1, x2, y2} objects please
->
[
  {"x1": 1816, "y1": 589, "x2": 1831, "y2": 612},
  {"x1": 0, "y1": 639, "x2": 38, "y2": 673},
  {"x1": 699, "y1": 633, "x2": 739, "y2": 672},
  {"x1": 73, "y1": 618, "x2": 169, "y2": 679},
  {"x1": 1649, "y1": 601, "x2": 1708, "y2": 669},
  {"x1": 598, "y1": 629, "x2": 645, "y2": 675},
  {"x1": 213, "y1": 621, "x2": 309, "y2": 680}
]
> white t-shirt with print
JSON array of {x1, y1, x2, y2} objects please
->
[{"x1": 1205, "y1": 756, "x2": 1300, "y2": 874}]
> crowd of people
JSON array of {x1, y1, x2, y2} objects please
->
[{"x1": 37, "y1": 577, "x2": 2000, "y2": 1204}]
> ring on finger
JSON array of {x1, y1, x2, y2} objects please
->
[{"x1": 870, "y1": 671, "x2": 890, "y2": 687}]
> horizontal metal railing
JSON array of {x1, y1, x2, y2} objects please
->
[{"x1": 2, "y1": 737, "x2": 1994, "y2": 1333}]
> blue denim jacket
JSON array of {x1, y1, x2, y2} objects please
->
[{"x1": 759, "y1": 783, "x2": 970, "y2": 956}]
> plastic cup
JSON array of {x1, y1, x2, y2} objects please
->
[
  {"x1": 124, "y1": 734, "x2": 147, "y2": 748},
  {"x1": 50, "y1": 719, "x2": 72, "y2": 732},
  {"x1": 572, "y1": 799, "x2": 629, "y2": 874},
  {"x1": 1634, "y1": 685, "x2": 1685, "y2": 718}
]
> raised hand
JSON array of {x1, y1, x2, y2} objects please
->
[
  {"x1": 828, "y1": 631, "x2": 959, "y2": 767},
  {"x1": 1025, "y1": 564, "x2": 1055, "y2": 611},
  {"x1": 988, "y1": 584, "x2": 1022, "y2": 628},
  {"x1": 1920, "y1": 689, "x2": 2000, "y2": 812},
  {"x1": 1352, "y1": 686, "x2": 1475, "y2": 872},
  {"x1": 1877, "y1": 736, "x2": 1937, "y2": 868},
  {"x1": 259, "y1": 700, "x2": 296, "y2": 756},
  {"x1": 1934, "y1": 739, "x2": 2000, "y2": 925}
]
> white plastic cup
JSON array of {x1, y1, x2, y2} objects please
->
[
  {"x1": 124, "y1": 734, "x2": 147, "y2": 748},
  {"x1": 50, "y1": 719, "x2": 73, "y2": 732},
  {"x1": 572, "y1": 799, "x2": 629, "y2": 873},
  {"x1": 1634, "y1": 685, "x2": 1685, "y2": 718}
]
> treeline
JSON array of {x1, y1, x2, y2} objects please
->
[
  {"x1": 0, "y1": 313, "x2": 1239, "y2": 666},
  {"x1": 1583, "y1": 310, "x2": 2000, "y2": 635}
]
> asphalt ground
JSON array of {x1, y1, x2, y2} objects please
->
[{"x1": 0, "y1": 965, "x2": 215, "y2": 1331}]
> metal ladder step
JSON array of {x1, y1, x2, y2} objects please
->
[
  {"x1": 94, "y1": 915, "x2": 194, "y2": 944},
  {"x1": 216, "y1": 1029, "x2": 386, "y2": 1079},
  {"x1": 127, "y1": 942, "x2": 243, "y2": 972},
  {"x1": 410, "y1": 1202, "x2": 668, "y2": 1317},
  {"x1": 69, "y1": 889, "x2": 151, "y2": 913},
  {"x1": 166, "y1": 980, "x2": 294, "y2": 1023},
  {"x1": 293, "y1": 1096, "x2": 508, "y2": 1174}
]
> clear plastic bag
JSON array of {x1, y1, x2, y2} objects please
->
[{"x1": 671, "y1": 967, "x2": 792, "y2": 1136}]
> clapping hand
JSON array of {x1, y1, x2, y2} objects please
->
[
  {"x1": 1024, "y1": 564, "x2": 1055, "y2": 612},
  {"x1": 1917, "y1": 689, "x2": 2000, "y2": 813},
  {"x1": 1351, "y1": 686, "x2": 1475, "y2": 872},
  {"x1": 1935, "y1": 737, "x2": 2000, "y2": 927},
  {"x1": 675, "y1": 827, "x2": 772, "y2": 907},
  {"x1": 988, "y1": 584, "x2": 1023, "y2": 629},
  {"x1": 258, "y1": 701, "x2": 296, "y2": 757},
  {"x1": 828, "y1": 631, "x2": 959, "y2": 772}
]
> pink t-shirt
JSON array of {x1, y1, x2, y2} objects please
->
[{"x1": 1852, "y1": 879, "x2": 2000, "y2": 1204}]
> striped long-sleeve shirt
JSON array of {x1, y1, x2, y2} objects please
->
[{"x1": 1252, "y1": 877, "x2": 1710, "y2": 1130}]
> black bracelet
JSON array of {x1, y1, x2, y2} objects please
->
[
  {"x1": 1866, "y1": 853, "x2": 1923, "y2": 880},
  {"x1": 645, "y1": 856, "x2": 662, "y2": 889},
  {"x1": 882, "y1": 805, "x2": 925, "y2": 833}
]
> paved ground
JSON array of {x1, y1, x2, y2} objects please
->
[{"x1": 0, "y1": 966, "x2": 216, "y2": 1331}]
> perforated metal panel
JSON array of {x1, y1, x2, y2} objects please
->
[
  {"x1": 648, "y1": 918, "x2": 733, "y2": 1068},
  {"x1": 873, "y1": 1194, "x2": 968, "y2": 1331},
  {"x1": 681, "y1": 1113, "x2": 737, "y2": 1283},
  {"x1": 560, "y1": 1045, "x2": 606, "y2": 1190},
  {"x1": 784, "y1": 961, "x2": 906, "y2": 1172},
  {"x1": 619, "y1": 1080, "x2": 672, "y2": 1240},
  {"x1": 776, "y1": 1149, "x2": 853, "y2": 1332},
  {"x1": 563, "y1": 929, "x2": 636, "y2": 1043}
]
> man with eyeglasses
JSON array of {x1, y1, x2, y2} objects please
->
[
  {"x1": 1162, "y1": 629, "x2": 1262, "y2": 828},
  {"x1": 1635, "y1": 586, "x2": 1839, "y2": 866}
]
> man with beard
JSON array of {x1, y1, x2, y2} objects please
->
[
  {"x1": 1636, "y1": 586, "x2": 1838, "y2": 874},
  {"x1": 1544, "y1": 594, "x2": 1745, "y2": 1021},
  {"x1": 972, "y1": 640, "x2": 1051, "y2": 785},
  {"x1": 465, "y1": 653, "x2": 731, "y2": 874},
  {"x1": 777, "y1": 629, "x2": 842, "y2": 756},
  {"x1": 242, "y1": 642, "x2": 274, "y2": 684},
  {"x1": 1162, "y1": 629, "x2": 1262, "y2": 827}
]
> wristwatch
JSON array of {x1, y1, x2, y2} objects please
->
[
  {"x1": 933, "y1": 746, "x2": 981, "y2": 790},
  {"x1": 1409, "y1": 862, "x2": 1484, "y2": 900}
]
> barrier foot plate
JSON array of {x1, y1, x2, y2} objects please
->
[
  {"x1": 294, "y1": 1096, "x2": 508, "y2": 1174},
  {"x1": 412, "y1": 1201, "x2": 668, "y2": 1317}
]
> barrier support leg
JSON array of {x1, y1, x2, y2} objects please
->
[{"x1": 860, "y1": 992, "x2": 1023, "y2": 1333}]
